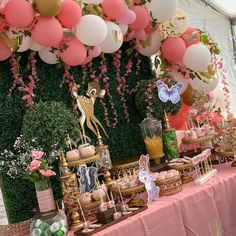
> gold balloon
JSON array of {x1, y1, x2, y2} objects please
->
[
  {"x1": 125, "y1": 0, "x2": 134, "y2": 9},
  {"x1": 34, "y1": 0, "x2": 61, "y2": 17},
  {"x1": 181, "y1": 85, "x2": 195, "y2": 106}
]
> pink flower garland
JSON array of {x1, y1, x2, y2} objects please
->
[
  {"x1": 61, "y1": 64, "x2": 77, "y2": 110},
  {"x1": 9, "y1": 52, "x2": 39, "y2": 108},
  {"x1": 113, "y1": 50, "x2": 130, "y2": 122},
  {"x1": 144, "y1": 82, "x2": 155, "y2": 114}
]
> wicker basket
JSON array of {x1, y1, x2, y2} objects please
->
[
  {"x1": 80, "y1": 200, "x2": 101, "y2": 223},
  {"x1": 155, "y1": 175, "x2": 182, "y2": 196},
  {"x1": 0, "y1": 219, "x2": 32, "y2": 236}
]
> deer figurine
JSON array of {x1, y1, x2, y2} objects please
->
[{"x1": 72, "y1": 82, "x2": 108, "y2": 143}]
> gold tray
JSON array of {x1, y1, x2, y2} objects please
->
[
  {"x1": 67, "y1": 154, "x2": 100, "y2": 167},
  {"x1": 215, "y1": 149, "x2": 236, "y2": 157},
  {"x1": 110, "y1": 184, "x2": 145, "y2": 198},
  {"x1": 182, "y1": 133, "x2": 216, "y2": 144}
]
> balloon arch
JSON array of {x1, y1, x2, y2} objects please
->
[{"x1": 0, "y1": 0, "x2": 230, "y2": 111}]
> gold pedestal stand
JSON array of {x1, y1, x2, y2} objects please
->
[
  {"x1": 111, "y1": 184, "x2": 145, "y2": 207},
  {"x1": 59, "y1": 153, "x2": 84, "y2": 231}
]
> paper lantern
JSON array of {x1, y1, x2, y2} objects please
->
[
  {"x1": 183, "y1": 44, "x2": 211, "y2": 72},
  {"x1": 100, "y1": 21, "x2": 123, "y2": 53},
  {"x1": 75, "y1": 15, "x2": 108, "y2": 46}
]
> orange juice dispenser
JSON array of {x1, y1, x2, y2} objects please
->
[{"x1": 139, "y1": 114, "x2": 164, "y2": 165}]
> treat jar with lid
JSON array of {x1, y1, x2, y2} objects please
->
[
  {"x1": 30, "y1": 177, "x2": 68, "y2": 236},
  {"x1": 139, "y1": 114, "x2": 164, "y2": 165}
]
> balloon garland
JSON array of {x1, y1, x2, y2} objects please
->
[{"x1": 0, "y1": 0, "x2": 230, "y2": 113}]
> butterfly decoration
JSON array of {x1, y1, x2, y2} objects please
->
[{"x1": 156, "y1": 81, "x2": 182, "y2": 104}]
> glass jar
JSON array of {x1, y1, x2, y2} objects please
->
[
  {"x1": 139, "y1": 114, "x2": 164, "y2": 165},
  {"x1": 30, "y1": 178, "x2": 68, "y2": 236}
]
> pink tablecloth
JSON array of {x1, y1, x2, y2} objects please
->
[{"x1": 69, "y1": 163, "x2": 236, "y2": 236}]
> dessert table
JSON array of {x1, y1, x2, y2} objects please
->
[{"x1": 69, "y1": 163, "x2": 236, "y2": 236}]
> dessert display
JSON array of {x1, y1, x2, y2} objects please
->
[{"x1": 154, "y1": 170, "x2": 182, "y2": 196}]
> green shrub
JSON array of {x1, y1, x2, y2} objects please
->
[{"x1": 21, "y1": 101, "x2": 80, "y2": 152}]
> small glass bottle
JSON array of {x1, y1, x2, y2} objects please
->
[{"x1": 162, "y1": 112, "x2": 179, "y2": 161}]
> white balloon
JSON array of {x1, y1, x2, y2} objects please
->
[
  {"x1": 119, "y1": 23, "x2": 128, "y2": 35},
  {"x1": 38, "y1": 48, "x2": 59, "y2": 64},
  {"x1": 172, "y1": 71, "x2": 189, "y2": 94},
  {"x1": 183, "y1": 44, "x2": 211, "y2": 72},
  {"x1": 30, "y1": 40, "x2": 45, "y2": 51},
  {"x1": 17, "y1": 36, "x2": 32, "y2": 52},
  {"x1": 75, "y1": 15, "x2": 108, "y2": 46},
  {"x1": 136, "y1": 30, "x2": 162, "y2": 56},
  {"x1": 190, "y1": 75, "x2": 219, "y2": 93},
  {"x1": 100, "y1": 22, "x2": 123, "y2": 53},
  {"x1": 83, "y1": 0, "x2": 103, "y2": 4},
  {"x1": 146, "y1": 0, "x2": 178, "y2": 23}
]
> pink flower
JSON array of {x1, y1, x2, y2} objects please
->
[
  {"x1": 29, "y1": 160, "x2": 41, "y2": 172},
  {"x1": 32, "y1": 151, "x2": 44, "y2": 160},
  {"x1": 39, "y1": 169, "x2": 56, "y2": 177}
]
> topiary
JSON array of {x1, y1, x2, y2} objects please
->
[
  {"x1": 21, "y1": 101, "x2": 80, "y2": 153},
  {"x1": 135, "y1": 76, "x2": 182, "y2": 121}
]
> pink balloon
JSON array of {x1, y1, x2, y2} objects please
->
[
  {"x1": 89, "y1": 45, "x2": 101, "y2": 58},
  {"x1": 60, "y1": 37, "x2": 87, "y2": 66},
  {"x1": 134, "y1": 29, "x2": 145, "y2": 40},
  {"x1": 123, "y1": 31, "x2": 134, "y2": 42},
  {"x1": 129, "y1": 6, "x2": 149, "y2": 31},
  {"x1": 120, "y1": 9, "x2": 136, "y2": 24},
  {"x1": 4, "y1": 0, "x2": 35, "y2": 28},
  {"x1": 0, "y1": 37, "x2": 12, "y2": 61},
  {"x1": 209, "y1": 91, "x2": 215, "y2": 99},
  {"x1": 81, "y1": 55, "x2": 93, "y2": 65},
  {"x1": 161, "y1": 37, "x2": 186, "y2": 64},
  {"x1": 32, "y1": 16, "x2": 63, "y2": 47},
  {"x1": 181, "y1": 27, "x2": 200, "y2": 47},
  {"x1": 102, "y1": 0, "x2": 125, "y2": 21},
  {"x1": 57, "y1": 0, "x2": 81, "y2": 28},
  {"x1": 145, "y1": 21, "x2": 157, "y2": 35}
]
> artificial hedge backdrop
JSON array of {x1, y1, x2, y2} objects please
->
[{"x1": 0, "y1": 43, "x2": 155, "y2": 223}]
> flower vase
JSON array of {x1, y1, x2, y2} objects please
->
[{"x1": 30, "y1": 178, "x2": 68, "y2": 236}]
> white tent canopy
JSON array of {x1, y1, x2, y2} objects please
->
[{"x1": 206, "y1": 0, "x2": 236, "y2": 19}]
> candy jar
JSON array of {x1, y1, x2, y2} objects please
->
[
  {"x1": 30, "y1": 178, "x2": 68, "y2": 236},
  {"x1": 162, "y1": 112, "x2": 179, "y2": 161},
  {"x1": 139, "y1": 114, "x2": 164, "y2": 165}
]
